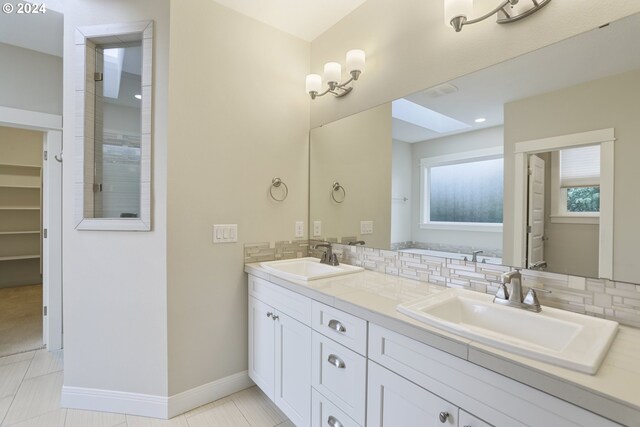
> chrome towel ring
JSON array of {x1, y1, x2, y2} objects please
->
[
  {"x1": 270, "y1": 177, "x2": 288, "y2": 202},
  {"x1": 331, "y1": 182, "x2": 346, "y2": 203}
]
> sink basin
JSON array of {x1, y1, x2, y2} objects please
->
[
  {"x1": 397, "y1": 288, "x2": 618, "y2": 374},
  {"x1": 260, "y1": 257, "x2": 364, "y2": 281}
]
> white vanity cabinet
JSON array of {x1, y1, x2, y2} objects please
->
[{"x1": 248, "y1": 276, "x2": 312, "y2": 427}]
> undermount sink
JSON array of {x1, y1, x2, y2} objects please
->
[
  {"x1": 260, "y1": 257, "x2": 364, "y2": 281},
  {"x1": 397, "y1": 288, "x2": 618, "y2": 374}
]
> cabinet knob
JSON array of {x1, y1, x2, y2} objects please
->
[
  {"x1": 272, "y1": 315, "x2": 279, "y2": 321},
  {"x1": 327, "y1": 415, "x2": 344, "y2": 427},
  {"x1": 266, "y1": 312, "x2": 273, "y2": 318},
  {"x1": 328, "y1": 319, "x2": 347, "y2": 333},
  {"x1": 327, "y1": 354, "x2": 346, "y2": 369},
  {"x1": 439, "y1": 411, "x2": 449, "y2": 423}
]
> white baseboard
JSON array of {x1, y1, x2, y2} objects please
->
[
  {"x1": 168, "y1": 370, "x2": 253, "y2": 418},
  {"x1": 61, "y1": 385, "x2": 168, "y2": 419},
  {"x1": 61, "y1": 371, "x2": 254, "y2": 419}
]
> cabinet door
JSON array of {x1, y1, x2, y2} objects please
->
[
  {"x1": 248, "y1": 296, "x2": 275, "y2": 400},
  {"x1": 459, "y1": 410, "x2": 493, "y2": 427},
  {"x1": 275, "y1": 312, "x2": 312, "y2": 427},
  {"x1": 367, "y1": 361, "x2": 458, "y2": 427}
]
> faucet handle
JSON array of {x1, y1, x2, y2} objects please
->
[
  {"x1": 523, "y1": 287, "x2": 551, "y2": 307},
  {"x1": 495, "y1": 283, "x2": 510, "y2": 300}
]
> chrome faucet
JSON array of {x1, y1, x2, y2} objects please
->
[
  {"x1": 529, "y1": 260, "x2": 547, "y2": 271},
  {"x1": 471, "y1": 250, "x2": 483, "y2": 263},
  {"x1": 314, "y1": 243, "x2": 339, "y2": 266},
  {"x1": 493, "y1": 269, "x2": 551, "y2": 313}
]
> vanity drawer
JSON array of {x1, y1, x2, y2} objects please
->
[
  {"x1": 312, "y1": 301, "x2": 367, "y2": 356},
  {"x1": 248, "y1": 274, "x2": 312, "y2": 325},
  {"x1": 312, "y1": 331, "x2": 367, "y2": 425},
  {"x1": 312, "y1": 388, "x2": 362, "y2": 427},
  {"x1": 460, "y1": 410, "x2": 493, "y2": 427}
]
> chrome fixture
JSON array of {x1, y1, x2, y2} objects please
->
[
  {"x1": 444, "y1": 0, "x2": 552, "y2": 32},
  {"x1": 314, "y1": 243, "x2": 339, "y2": 266},
  {"x1": 348, "y1": 240, "x2": 365, "y2": 246},
  {"x1": 331, "y1": 182, "x2": 346, "y2": 203},
  {"x1": 471, "y1": 250, "x2": 483, "y2": 262},
  {"x1": 529, "y1": 260, "x2": 547, "y2": 270},
  {"x1": 269, "y1": 177, "x2": 288, "y2": 202},
  {"x1": 493, "y1": 268, "x2": 551, "y2": 312},
  {"x1": 306, "y1": 49, "x2": 365, "y2": 99}
]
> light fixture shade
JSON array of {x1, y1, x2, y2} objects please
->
[
  {"x1": 324, "y1": 62, "x2": 342, "y2": 84},
  {"x1": 346, "y1": 49, "x2": 366, "y2": 74},
  {"x1": 305, "y1": 74, "x2": 322, "y2": 94},
  {"x1": 444, "y1": 0, "x2": 473, "y2": 25}
]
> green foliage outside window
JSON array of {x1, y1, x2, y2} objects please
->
[{"x1": 567, "y1": 186, "x2": 600, "y2": 212}]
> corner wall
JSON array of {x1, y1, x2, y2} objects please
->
[
  {"x1": 62, "y1": 0, "x2": 169, "y2": 398},
  {"x1": 167, "y1": 0, "x2": 310, "y2": 396}
]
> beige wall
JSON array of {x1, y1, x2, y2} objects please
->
[
  {"x1": 504, "y1": 69, "x2": 640, "y2": 283},
  {"x1": 0, "y1": 43, "x2": 62, "y2": 115},
  {"x1": 167, "y1": 0, "x2": 310, "y2": 395},
  {"x1": 62, "y1": 0, "x2": 169, "y2": 396},
  {"x1": 310, "y1": 0, "x2": 640, "y2": 128},
  {"x1": 410, "y1": 126, "x2": 503, "y2": 252},
  {"x1": 309, "y1": 104, "x2": 391, "y2": 249},
  {"x1": 391, "y1": 140, "x2": 412, "y2": 244},
  {"x1": 538, "y1": 152, "x2": 599, "y2": 278}
]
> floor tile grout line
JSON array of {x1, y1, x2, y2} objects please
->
[
  {"x1": 231, "y1": 399, "x2": 254, "y2": 427},
  {"x1": 0, "y1": 348, "x2": 37, "y2": 427}
]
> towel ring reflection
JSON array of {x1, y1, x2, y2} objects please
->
[
  {"x1": 270, "y1": 177, "x2": 288, "y2": 202},
  {"x1": 331, "y1": 182, "x2": 346, "y2": 203}
]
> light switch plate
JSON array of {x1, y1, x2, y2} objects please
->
[
  {"x1": 360, "y1": 220, "x2": 373, "y2": 235},
  {"x1": 213, "y1": 224, "x2": 238, "y2": 243},
  {"x1": 313, "y1": 221, "x2": 322, "y2": 237},
  {"x1": 295, "y1": 221, "x2": 304, "y2": 238}
]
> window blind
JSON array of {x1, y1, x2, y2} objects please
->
[{"x1": 560, "y1": 145, "x2": 600, "y2": 187}]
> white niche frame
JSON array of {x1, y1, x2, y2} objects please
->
[{"x1": 74, "y1": 21, "x2": 153, "y2": 231}]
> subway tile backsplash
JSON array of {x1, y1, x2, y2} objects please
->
[{"x1": 245, "y1": 240, "x2": 640, "y2": 328}]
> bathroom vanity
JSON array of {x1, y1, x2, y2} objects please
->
[{"x1": 245, "y1": 264, "x2": 640, "y2": 427}]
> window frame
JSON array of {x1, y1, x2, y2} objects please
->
[
  {"x1": 419, "y1": 146, "x2": 504, "y2": 233},
  {"x1": 550, "y1": 150, "x2": 600, "y2": 225}
]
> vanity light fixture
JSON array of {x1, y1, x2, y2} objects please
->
[
  {"x1": 444, "y1": 0, "x2": 551, "y2": 32},
  {"x1": 306, "y1": 49, "x2": 365, "y2": 100}
]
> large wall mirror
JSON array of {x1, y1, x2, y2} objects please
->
[
  {"x1": 310, "y1": 12, "x2": 640, "y2": 284},
  {"x1": 74, "y1": 21, "x2": 153, "y2": 231}
]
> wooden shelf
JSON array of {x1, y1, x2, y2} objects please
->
[
  {"x1": 0, "y1": 163, "x2": 41, "y2": 169},
  {"x1": 0, "y1": 254, "x2": 40, "y2": 261},
  {"x1": 0, "y1": 231, "x2": 40, "y2": 235},
  {"x1": 0, "y1": 206, "x2": 40, "y2": 211},
  {"x1": 0, "y1": 184, "x2": 40, "y2": 189}
]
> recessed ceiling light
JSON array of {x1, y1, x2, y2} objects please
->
[
  {"x1": 475, "y1": 118, "x2": 486, "y2": 123},
  {"x1": 134, "y1": 94, "x2": 142, "y2": 100}
]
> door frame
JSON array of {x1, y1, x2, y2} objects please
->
[
  {"x1": 0, "y1": 106, "x2": 63, "y2": 350},
  {"x1": 512, "y1": 128, "x2": 615, "y2": 279}
]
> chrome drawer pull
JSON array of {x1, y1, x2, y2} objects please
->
[
  {"x1": 328, "y1": 319, "x2": 346, "y2": 333},
  {"x1": 327, "y1": 354, "x2": 346, "y2": 369},
  {"x1": 439, "y1": 411, "x2": 449, "y2": 423},
  {"x1": 327, "y1": 415, "x2": 344, "y2": 427}
]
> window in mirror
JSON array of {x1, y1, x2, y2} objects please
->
[
  {"x1": 421, "y1": 150, "x2": 503, "y2": 231},
  {"x1": 554, "y1": 145, "x2": 600, "y2": 218}
]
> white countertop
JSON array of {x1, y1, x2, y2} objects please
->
[{"x1": 245, "y1": 263, "x2": 640, "y2": 426}]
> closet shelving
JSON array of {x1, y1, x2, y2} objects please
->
[{"x1": 0, "y1": 163, "x2": 42, "y2": 264}]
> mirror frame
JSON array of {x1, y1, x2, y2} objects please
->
[{"x1": 74, "y1": 20, "x2": 153, "y2": 231}]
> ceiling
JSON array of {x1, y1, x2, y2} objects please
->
[
  {"x1": 393, "y1": 12, "x2": 640, "y2": 143},
  {"x1": 210, "y1": 0, "x2": 368, "y2": 41},
  {"x1": 0, "y1": 4, "x2": 63, "y2": 57}
]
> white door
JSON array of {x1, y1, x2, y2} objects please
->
[
  {"x1": 367, "y1": 361, "x2": 458, "y2": 426},
  {"x1": 248, "y1": 296, "x2": 275, "y2": 400},
  {"x1": 527, "y1": 154, "x2": 545, "y2": 268},
  {"x1": 42, "y1": 131, "x2": 63, "y2": 350},
  {"x1": 275, "y1": 312, "x2": 311, "y2": 427}
]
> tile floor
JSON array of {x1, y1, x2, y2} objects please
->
[
  {"x1": 0, "y1": 285, "x2": 44, "y2": 357},
  {"x1": 0, "y1": 350, "x2": 293, "y2": 427}
]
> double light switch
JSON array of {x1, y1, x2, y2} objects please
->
[{"x1": 213, "y1": 224, "x2": 238, "y2": 243}]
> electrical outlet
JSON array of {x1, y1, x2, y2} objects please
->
[
  {"x1": 360, "y1": 220, "x2": 374, "y2": 235},
  {"x1": 213, "y1": 224, "x2": 238, "y2": 243},
  {"x1": 313, "y1": 221, "x2": 322, "y2": 237},
  {"x1": 295, "y1": 221, "x2": 304, "y2": 238}
]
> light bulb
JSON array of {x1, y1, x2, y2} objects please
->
[
  {"x1": 444, "y1": 0, "x2": 473, "y2": 26},
  {"x1": 305, "y1": 74, "x2": 322, "y2": 94},
  {"x1": 346, "y1": 49, "x2": 365, "y2": 74},
  {"x1": 324, "y1": 62, "x2": 341, "y2": 84}
]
